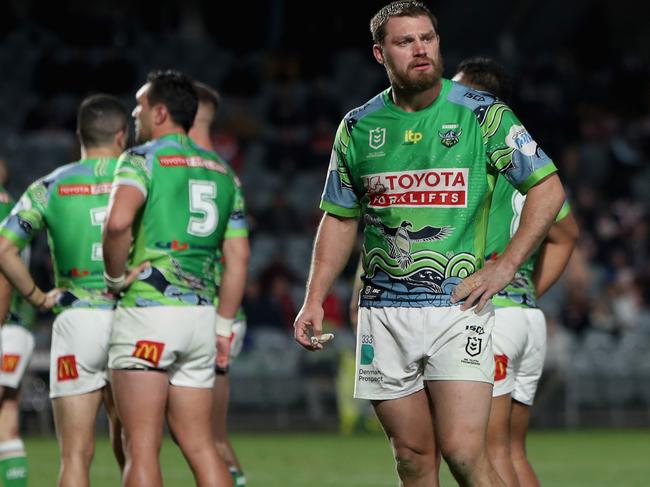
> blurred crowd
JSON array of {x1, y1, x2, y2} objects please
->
[{"x1": 1, "y1": 2, "x2": 649, "y2": 359}]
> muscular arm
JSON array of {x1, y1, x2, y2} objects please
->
[
  {"x1": 103, "y1": 185, "x2": 145, "y2": 281},
  {"x1": 216, "y1": 236, "x2": 250, "y2": 320},
  {"x1": 294, "y1": 213, "x2": 358, "y2": 349},
  {"x1": 533, "y1": 210, "x2": 579, "y2": 298},
  {"x1": 0, "y1": 237, "x2": 56, "y2": 310},
  {"x1": 454, "y1": 174, "x2": 565, "y2": 311},
  {"x1": 0, "y1": 270, "x2": 12, "y2": 323}
]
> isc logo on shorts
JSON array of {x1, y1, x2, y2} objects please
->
[
  {"x1": 132, "y1": 340, "x2": 165, "y2": 367},
  {"x1": 494, "y1": 354, "x2": 508, "y2": 381},
  {"x1": 1, "y1": 354, "x2": 20, "y2": 373},
  {"x1": 57, "y1": 355, "x2": 79, "y2": 381}
]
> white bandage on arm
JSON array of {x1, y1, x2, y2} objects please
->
[
  {"x1": 216, "y1": 313, "x2": 235, "y2": 337},
  {"x1": 103, "y1": 272, "x2": 126, "y2": 293}
]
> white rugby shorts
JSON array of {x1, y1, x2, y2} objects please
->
[
  {"x1": 0, "y1": 325, "x2": 35, "y2": 389},
  {"x1": 229, "y1": 318, "x2": 247, "y2": 361},
  {"x1": 49, "y1": 309, "x2": 113, "y2": 398},
  {"x1": 354, "y1": 304, "x2": 495, "y2": 400},
  {"x1": 492, "y1": 307, "x2": 546, "y2": 405},
  {"x1": 109, "y1": 305, "x2": 216, "y2": 388}
]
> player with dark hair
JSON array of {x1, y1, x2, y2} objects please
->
[
  {"x1": 0, "y1": 94, "x2": 129, "y2": 486},
  {"x1": 454, "y1": 58, "x2": 578, "y2": 487},
  {"x1": 294, "y1": 1, "x2": 566, "y2": 486},
  {"x1": 190, "y1": 81, "x2": 249, "y2": 486},
  {"x1": 104, "y1": 70, "x2": 234, "y2": 487}
]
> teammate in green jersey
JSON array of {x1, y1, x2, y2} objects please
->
[
  {"x1": 0, "y1": 183, "x2": 34, "y2": 487},
  {"x1": 103, "y1": 70, "x2": 235, "y2": 487},
  {"x1": 0, "y1": 95, "x2": 130, "y2": 486},
  {"x1": 190, "y1": 81, "x2": 250, "y2": 487},
  {"x1": 294, "y1": 2, "x2": 566, "y2": 486},
  {"x1": 454, "y1": 57, "x2": 579, "y2": 487}
]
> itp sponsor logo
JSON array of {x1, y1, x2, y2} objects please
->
[{"x1": 403, "y1": 130, "x2": 423, "y2": 145}]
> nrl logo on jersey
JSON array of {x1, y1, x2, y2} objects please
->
[
  {"x1": 438, "y1": 124, "x2": 462, "y2": 148},
  {"x1": 369, "y1": 127, "x2": 386, "y2": 149}
]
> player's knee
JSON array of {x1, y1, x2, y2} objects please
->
[
  {"x1": 439, "y1": 436, "x2": 485, "y2": 477},
  {"x1": 392, "y1": 442, "x2": 435, "y2": 481}
]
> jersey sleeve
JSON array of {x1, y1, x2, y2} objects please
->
[
  {"x1": 113, "y1": 149, "x2": 152, "y2": 197},
  {"x1": 224, "y1": 176, "x2": 248, "y2": 239},
  {"x1": 482, "y1": 103, "x2": 557, "y2": 194},
  {"x1": 319, "y1": 119, "x2": 361, "y2": 218},
  {"x1": 0, "y1": 182, "x2": 47, "y2": 249}
]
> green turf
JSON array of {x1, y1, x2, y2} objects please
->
[{"x1": 25, "y1": 429, "x2": 650, "y2": 486}]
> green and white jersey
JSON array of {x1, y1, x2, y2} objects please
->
[
  {"x1": 321, "y1": 79, "x2": 557, "y2": 308},
  {"x1": 114, "y1": 133, "x2": 240, "y2": 307},
  {"x1": 0, "y1": 160, "x2": 117, "y2": 314},
  {"x1": 487, "y1": 176, "x2": 571, "y2": 308}
]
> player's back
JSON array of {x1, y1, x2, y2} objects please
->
[
  {"x1": 115, "y1": 133, "x2": 239, "y2": 307},
  {"x1": 0, "y1": 158, "x2": 117, "y2": 311}
]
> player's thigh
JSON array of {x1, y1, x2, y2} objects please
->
[
  {"x1": 167, "y1": 385, "x2": 215, "y2": 448},
  {"x1": 372, "y1": 389, "x2": 436, "y2": 456},
  {"x1": 355, "y1": 307, "x2": 427, "y2": 401},
  {"x1": 512, "y1": 309, "x2": 547, "y2": 406},
  {"x1": 0, "y1": 387, "x2": 20, "y2": 439},
  {"x1": 427, "y1": 380, "x2": 493, "y2": 453},
  {"x1": 211, "y1": 373, "x2": 230, "y2": 439},
  {"x1": 52, "y1": 390, "x2": 103, "y2": 450},
  {"x1": 49, "y1": 309, "x2": 112, "y2": 399},
  {"x1": 0, "y1": 325, "x2": 35, "y2": 390},
  {"x1": 510, "y1": 400, "x2": 531, "y2": 454},
  {"x1": 492, "y1": 307, "x2": 529, "y2": 399},
  {"x1": 487, "y1": 393, "x2": 513, "y2": 450}
]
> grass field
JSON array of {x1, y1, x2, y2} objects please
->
[{"x1": 26, "y1": 429, "x2": 650, "y2": 486}]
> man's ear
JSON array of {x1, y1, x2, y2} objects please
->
[
  {"x1": 372, "y1": 44, "x2": 385, "y2": 65},
  {"x1": 152, "y1": 103, "x2": 168, "y2": 126}
]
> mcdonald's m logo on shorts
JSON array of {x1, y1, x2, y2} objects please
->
[
  {"x1": 57, "y1": 355, "x2": 79, "y2": 381},
  {"x1": 1, "y1": 354, "x2": 20, "y2": 373},
  {"x1": 494, "y1": 354, "x2": 508, "y2": 381},
  {"x1": 132, "y1": 340, "x2": 165, "y2": 367}
]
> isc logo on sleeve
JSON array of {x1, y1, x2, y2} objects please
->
[{"x1": 132, "y1": 340, "x2": 165, "y2": 367}]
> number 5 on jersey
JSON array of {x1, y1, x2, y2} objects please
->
[
  {"x1": 188, "y1": 180, "x2": 218, "y2": 237},
  {"x1": 90, "y1": 206, "x2": 107, "y2": 261}
]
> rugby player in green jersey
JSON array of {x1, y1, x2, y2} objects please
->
[
  {"x1": 0, "y1": 183, "x2": 34, "y2": 487},
  {"x1": 103, "y1": 70, "x2": 236, "y2": 487},
  {"x1": 190, "y1": 81, "x2": 250, "y2": 487},
  {"x1": 0, "y1": 95, "x2": 129, "y2": 486},
  {"x1": 294, "y1": 2, "x2": 566, "y2": 486},
  {"x1": 454, "y1": 58, "x2": 579, "y2": 487}
]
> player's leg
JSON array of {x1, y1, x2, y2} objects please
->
[
  {"x1": 487, "y1": 308, "x2": 528, "y2": 486},
  {"x1": 510, "y1": 401, "x2": 540, "y2": 487},
  {"x1": 50, "y1": 309, "x2": 116, "y2": 485},
  {"x1": 102, "y1": 383, "x2": 125, "y2": 472},
  {"x1": 169, "y1": 385, "x2": 232, "y2": 486},
  {"x1": 52, "y1": 391, "x2": 103, "y2": 487},
  {"x1": 0, "y1": 389, "x2": 28, "y2": 487},
  {"x1": 169, "y1": 305, "x2": 231, "y2": 487},
  {"x1": 111, "y1": 370, "x2": 168, "y2": 487},
  {"x1": 424, "y1": 304, "x2": 504, "y2": 486},
  {"x1": 372, "y1": 391, "x2": 440, "y2": 486},
  {"x1": 212, "y1": 372, "x2": 244, "y2": 479},
  {"x1": 356, "y1": 307, "x2": 439, "y2": 486},
  {"x1": 0, "y1": 325, "x2": 35, "y2": 487},
  {"x1": 509, "y1": 309, "x2": 546, "y2": 487}
]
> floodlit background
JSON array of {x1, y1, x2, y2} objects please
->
[{"x1": 1, "y1": 0, "x2": 650, "y2": 484}]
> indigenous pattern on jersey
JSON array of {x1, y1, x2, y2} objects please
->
[
  {"x1": 486, "y1": 176, "x2": 570, "y2": 308},
  {"x1": 114, "y1": 133, "x2": 240, "y2": 307},
  {"x1": 0, "y1": 161, "x2": 119, "y2": 314},
  {"x1": 321, "y1": 79, "x2": 557, "y2": 308}
]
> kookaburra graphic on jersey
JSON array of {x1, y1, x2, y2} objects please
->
[{"x1": 365, "y1": 214, "x2": 452, "y2": 269}]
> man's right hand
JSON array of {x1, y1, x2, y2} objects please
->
[{"x1": 294, "y1": 302, "x2": 325, "y2": 351}]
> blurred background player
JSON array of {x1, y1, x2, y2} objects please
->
[
  {"x1": 454, "y1": 57, "x2": 579, "y2": 486},
  {"x1": 0, "y1": 173, "x2": 34, "y2": 487},
  {"x1": 0, "y1": 94, "x2": 129, "y2": 486},
  {"x1": 189, "y1": 81, "x2": 250, "y2": 487},
  {"x1": 103, "y1": 70, "x2": 238, "y2": 487},
  {"x1": 295, "y1": 2, "x2": 565, "y2": 486}
]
